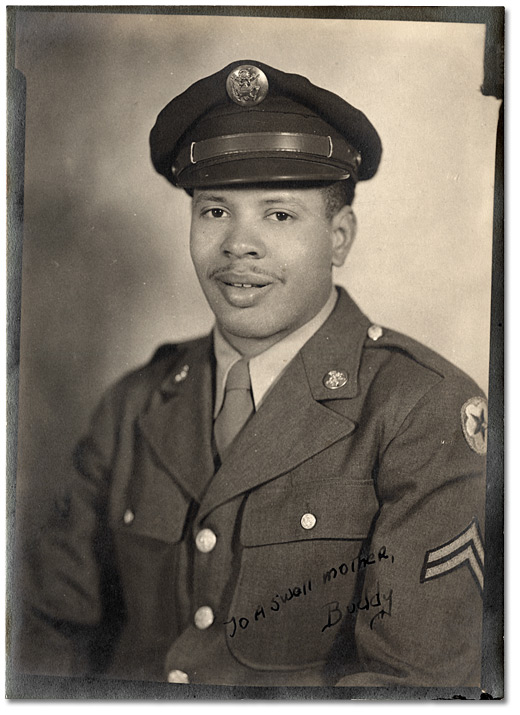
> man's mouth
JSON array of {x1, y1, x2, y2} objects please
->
[
  {"x1": 214, "y1": 270, "x2": 275, "y2": 289},
  {"x1": 211, "y1": 269, "x2": 277, "y2": 307},
  {"x1": 221, "y1": 280, "x2": 270, "y2": 289}
]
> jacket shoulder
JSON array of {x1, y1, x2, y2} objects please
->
[
  {"x1": 359, "y1": 326, "x2": 487, "y2": 449},
  {"x1": 364, "y1": 326, "x2": 485, "y2": 396}
]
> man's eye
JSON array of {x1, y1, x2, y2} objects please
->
[
  {"x1": 203, "y1": 208, "x2": 227, "y2": 218},
  {"x1": 269, "y1": 211, "x2": 292, "y2": 222}
]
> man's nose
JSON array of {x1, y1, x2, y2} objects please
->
[{"x1": 220, "y1": 221, "x2": 266, "y2": 259}]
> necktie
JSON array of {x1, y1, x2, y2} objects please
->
[{"x1": 214, "y1": 358, "x2": 254, "y2": 460}]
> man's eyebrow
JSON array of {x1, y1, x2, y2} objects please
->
[
  {"x1": 192, "y1": 193, "x2": 308, "y2": 208},
  {"x1": 192, "y1": 193, "x2": 228, "y2": 205},
  {"x1": 261, "y1": 197, "x2": 306, "y2": 207}
]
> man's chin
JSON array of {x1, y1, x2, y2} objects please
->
[
  {"x1": 215, "y1": 312, "x2": 290, "y2": 348},
  {"x1": 218, "y1": 320, "x2": 279, "y2": 341}
]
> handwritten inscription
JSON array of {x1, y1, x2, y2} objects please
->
[
  {"x1": 270, "y1": 579, "x2": 313, "y2": 611},
  {"x1": 224, "y1": 579, "x2": 312, "y2": 638},
  {"x1": 224, "y1": 545, "x2": 395, "y2": 638},
  {"x1": 322, "y1": 545, "x2": 394, "y2": 585},
  {"x1": 321, "y1": 582, "x2": 393, "y2": 633}
]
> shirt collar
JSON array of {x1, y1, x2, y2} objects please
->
[{"x1": 213, "y1": 286, "x2": 338, "y2": 417}]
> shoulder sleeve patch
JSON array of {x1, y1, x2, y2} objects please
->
[
  {"x1": 461, "y1": 396, "x2": 488, "y2": 455},
  {"x1": 420, "y1": 518, "x2": 484, "y2": 594}
]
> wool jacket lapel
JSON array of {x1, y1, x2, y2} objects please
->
[
  {"x1": 137, "y1": 335, "x2": 216, "y2": 502},
  {"x1": 300, "y1": 286, "x2": 371, "y2": 403}
]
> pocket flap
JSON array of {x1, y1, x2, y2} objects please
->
[
  {"x1": 112, "y1": 447, "x2": 191, "y2": 544},
  {"x1": 240, "y1": 479, "x2": 379, "y2": 547}
]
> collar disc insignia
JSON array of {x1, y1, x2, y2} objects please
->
[
  {"x1": 323, "y1": 369, "x2": 349, "y2": 390},
  {"x1": 226, "y1": 65, "x2": 269, "y2": 106}
]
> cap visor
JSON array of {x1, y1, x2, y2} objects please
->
[{"x1": 177, "y1": 156, "x2": 351, "y2": 188}]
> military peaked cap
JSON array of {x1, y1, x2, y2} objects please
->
[{"x1": 150, "y1": 60, "x2": 382, "y2": 189}]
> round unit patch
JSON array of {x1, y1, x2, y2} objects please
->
[
  {"x1": 226, "y1": 65, "x2": 269, "y2": 106},
  {"x1": 461, "y1": 396, "x2": 488, "y2": 455}
]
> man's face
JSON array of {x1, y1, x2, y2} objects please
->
[{"x1": 190, "y1": 185, "x2": 353, "y2": 355}]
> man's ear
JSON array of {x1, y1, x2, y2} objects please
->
[{"x1": 331, "y1": 205, "x2": 357, "y2": 267}]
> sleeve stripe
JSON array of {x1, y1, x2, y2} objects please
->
[
  {"x1": 425, "y1": 519, "x2": 484, "y2": 565},
  {"x1": 420, "y1": 517, "x2": 484, "y2": 594},
  {"x1": 422, "y1": 544, "x2": 484, "y2": 592}
]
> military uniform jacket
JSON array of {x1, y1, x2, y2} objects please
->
[{"x1": 21, "y1": 289, "x2": 487, "y2": 687}]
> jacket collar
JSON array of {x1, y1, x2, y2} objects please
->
[
  {"x1": 198, "y1": 287, "x2": 372, "y2": 520},
  {"x1": 301, "y1": 286, "x2": 371, "y2": 400}
]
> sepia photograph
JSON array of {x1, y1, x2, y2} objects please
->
[{"x1": 6, "y1": 6, "x2": 504, "y2": 700}]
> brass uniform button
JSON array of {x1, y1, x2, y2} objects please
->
[
  {"x1": 123, "y1": 509, "x2": 134, "y2": 525},
  {"x1": 194, "y1": 606, "x2": 214, "y2": 630},
  {"x1": 367, "y1": 324, "x2": 383, "y2": 341},
  {"x1": 195, "y1": 528, "x2": 217, "y2": 553},
  {"x1": 167, "y1": 669, "x2": 189, "y2": 684},
  {"x1": 300, "y1": 513, "x2": 317, "y2": 530}
]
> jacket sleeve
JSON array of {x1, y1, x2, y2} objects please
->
[
  {"x1": 336, "y1": 374, "x2": 487, "y2": 687},
  {"x1": 18, "y1": 384, "x2": 125, "y2": 677}
]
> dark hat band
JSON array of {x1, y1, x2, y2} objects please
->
[{"x1": 174, "y1": 132, "x2": 361, "y2": 181}]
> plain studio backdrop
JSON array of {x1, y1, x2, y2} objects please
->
[{"x1": 12, "y1": 12, "x2": 499, "y2": 548}]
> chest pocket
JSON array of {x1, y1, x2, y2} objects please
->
[
  {"x1": 228, "y1": 477, "x2": 380, "y2": 671},
  {"x1": 240, "y1": 477, "x2": 379, "y2": 546}
]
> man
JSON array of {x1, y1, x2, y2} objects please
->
[{"x1": 20, "y1": 60, "x2": 487, "y2": 688}]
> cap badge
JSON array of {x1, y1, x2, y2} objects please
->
[
  {"x1": 226, "y1": 65, "x2": 269, "y2": 106},
  {"x1": 323, "y1": 370, "x2": 349, "y2": 390},
  {"x1": 461, "y1": 396, "x2": 488, "y2": 455}
]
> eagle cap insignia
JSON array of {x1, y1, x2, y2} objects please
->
[
  {"x1": 461, "y1": 396, "x2": 488, "y2": 455},
  {"x1": 226, "y1": 65, "x2": 269, "y2": 106}
]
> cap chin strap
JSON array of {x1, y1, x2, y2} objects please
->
[{"x1": 173, "y1": 132, "x2": 360, "y2": 178}]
